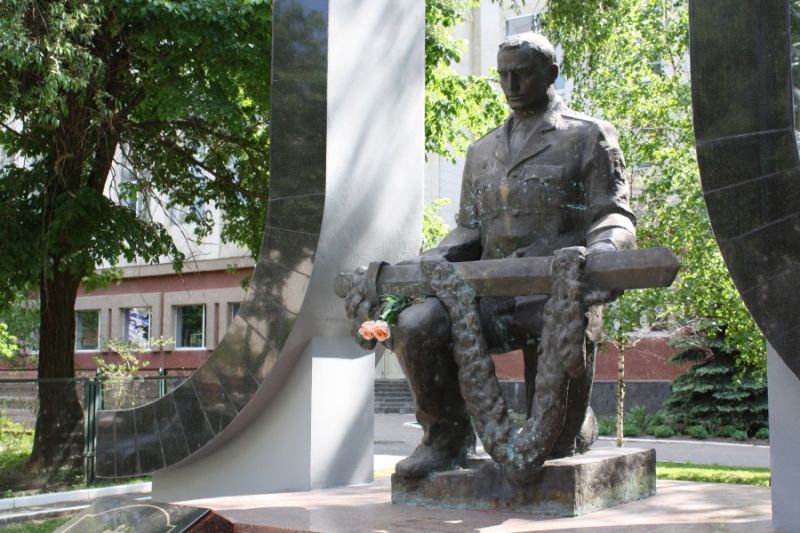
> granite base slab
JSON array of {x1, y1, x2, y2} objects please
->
[{"x1": 391, "y1": 447, "x2": 656, "y2": 517}]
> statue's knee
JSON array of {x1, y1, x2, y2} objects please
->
[{"x1": 395, "y1": 298, "x2": 450, "y2": 349}]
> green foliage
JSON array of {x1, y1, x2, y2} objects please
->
[
  {"x1": 598, "y1": 408, "x2": 668, "y2": 437},
  {"x1": 421, "y1": 198, "x2": 452, "y2": 252},
  {"x1": 544, "y1": 0, "x2": 765, "y2": 370},
  {"x1": 755, "y1": 427, "x2": 769, "y2": 440},
  {"x1": 686, "y1": 425, "x2": 709, "y2": 440},
  {"x1": 0, "y1": 412, "x2": 34, "y2": 473},
  {"x1": 80, "y1": 267, "x2": 123, "y2": 294},
  {"x1": 96, "y1": 336, "x2": 170, "y2": 409},
  {"x1": 0, "y1": 0, "x2": 274, "y2": 300},
  {"x1": 664, "y1": 333, "x2": 768, "y2": 437},
  {"x1": 0, "y1": 322, "x2": 18, "y2": 361},
  {"x1": 656, "y1": 462, "x2": 770, "y2": 487},
  {"x1": 627, "y1": 405, "x2": 650, "y2": 431},
  {"x1": 424, "y1": 0, "x2": 507, "y2": 161},
  {"x1": 597, "y1": 415, "x2": 615, "y2": 436},
  {"x1": 0, "y1": 292, "x2": 38, "y2": 360},
  {"x1": 623, "y1": 424, "x2": 642, "y2": 437},
  {"x1": 652, "y1": 425, "x2": 674, "y2": 439},
  {"x1": 732, "y1": 430, "x2": 748, "y2": 441},
  {"x1": 714, "y1": 425, "x2": 738, "y2": 439},
  {"x1": 379, "y1": 295, "x2": 413, "y2": 328}
]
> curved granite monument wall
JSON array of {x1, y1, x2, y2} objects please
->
[
  {"x1": 94, "y1": 0, "x2": 329, "y2": 477},
  {"x1": 689, "y1": 1, "x2": 800, "y2": 379}
]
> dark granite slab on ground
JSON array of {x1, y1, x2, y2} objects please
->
[
  {"x1": 54, "y1": 497, "x2": 225, "y2": 532},
  {"x1": 392, "y1": 447, "x2": 656, "y2": 517}
]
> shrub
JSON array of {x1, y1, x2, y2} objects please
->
[
  {"x1": 627, "y1": 406, "x2": 650, "y2": 430},
  {"x1": 754, "y1": 427, "x2": 769, "y2": 440},
  {"x1": 663, "y1": 333, "x2": 768, "y2": 435},
  {"x1": 687, "y1": 425, "x2": 709, "y2": 440},
  {"x1": 732, "y1": 430, "x2": 748, "y2": 441},
  {"x1": 648, "y1": 413, "x2": 666, "y2": 429},
  {"x1": 623, "y1": 424, "x2": 642, "y2": 437},
  {"x1": 598, "y1": 416, "x2": 615, "y2": 436},
  {"x1": 714, "y1": 425, "x2": 738, "y2": 438},
  {"x1": 652, "y1": 425, "x2": 675, "y2": 439}
]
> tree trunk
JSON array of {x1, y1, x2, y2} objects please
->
[{"x1": 29, "y1": 268, "x2": 85, "y2": 470}]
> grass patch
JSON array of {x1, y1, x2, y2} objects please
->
[
  {"x1": 0, "y1": 516, "x2": 71, "y2": 532},
  {"x1": 657, "y1": 462, "x2": 770, "y2": 486},
  {"x1": 0, "y1": 412, "x2": 150, "y2": 497},
  {"x1": 0, "y1": 416, "x2": 34, "y2": 473},
  {"x1": 374, "y1": 468, "x2": 394, "y2": 478}
]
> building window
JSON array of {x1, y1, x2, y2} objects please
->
[
  {"x1": 176, "y1": 305, "x2": 205, "y2": 348},
  {"x1": 229, "y1": 302, "x2": 240, "y2": 323},
  {"x1": 506, "y1": 13, "x2": 539, "y2": 36},
  {"x1": 123, "y1": 307, "x2": 151, "y2": 345},
  {"x1": 75, "y1": 310, "x2": 100, "y2": 351}
]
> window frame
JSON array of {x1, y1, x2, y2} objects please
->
[
  {"x1": 75, "y1": 309, "x2": 101, "y2": 352},
  {"x1": 174, "y1": 304, "x2": 206, "y2": 349}
]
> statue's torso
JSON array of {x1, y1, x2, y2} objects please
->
[{"x1": 467, "y1": 109, "x2": 598, "y2": 260}]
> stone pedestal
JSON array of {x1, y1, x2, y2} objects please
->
[{"x1": 392, "y1": 448, "x2": 656, "y2": 517}]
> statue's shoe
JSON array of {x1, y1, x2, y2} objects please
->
[{"x1": 394, "y1": 444, "x2": 466, "y2": 478}]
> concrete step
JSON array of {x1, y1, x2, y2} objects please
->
[{"x1": 374, "y1": 380, "x2": 414, "y2": 414}]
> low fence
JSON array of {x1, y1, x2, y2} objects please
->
[{"x1": 0, "y1": 371, "x2": 187, "y2": 483}]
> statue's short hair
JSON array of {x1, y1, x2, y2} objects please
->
[{"x1": 498, "y1": 32, "x2": 557, "y2": 68}]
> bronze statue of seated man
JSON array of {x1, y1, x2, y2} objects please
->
[{"x1": 343, "y1": 32, "x2": 637, "y2": 483}]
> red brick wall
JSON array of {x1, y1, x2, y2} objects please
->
[{"x1": 492, "y1": 336, "x2": 691, "y2": 382}]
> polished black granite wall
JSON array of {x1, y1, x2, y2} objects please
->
[
  {"x1": 690, "y1": 1, "x2": 800, "y2": 379},
  {"x1": 95, "y1": 0, "x2": 329, "y2": 477}
]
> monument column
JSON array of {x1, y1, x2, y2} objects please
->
[{"x1": 150, "y1": 0, "x2": 425, "y2": 500}]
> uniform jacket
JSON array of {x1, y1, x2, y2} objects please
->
[{"x1": 450, "y1": 95, "x2": 636, "y2": 261}]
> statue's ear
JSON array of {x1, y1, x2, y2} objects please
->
[{"x1": 549, "y1": 64, "x2": 559, "y2": 85}]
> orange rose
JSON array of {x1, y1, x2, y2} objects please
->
[
  {"x1": 373, "y1": 320, "x2": 391, "y2": 342},
  {"x1": 358, "y1": 320, "x2": 376, "y2": 340}
]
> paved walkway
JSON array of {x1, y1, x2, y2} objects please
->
[{"x1": 183, "y1": 477, "x2": 775, "y2": 532}]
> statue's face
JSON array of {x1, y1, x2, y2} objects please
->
[{"x1": 497, "y1": 47, "x2": 556, "y2": 112}]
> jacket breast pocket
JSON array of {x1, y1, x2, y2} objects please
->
[
  {"x1": 511, "y1": 164, "x2": 567, "y2": 210},
  {"x1": 474, "y1": 175, "x2": 499, "y2": 216}
]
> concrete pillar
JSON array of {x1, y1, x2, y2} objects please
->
[{"x1": 768, "y1": 343, "x2": 800, "y2": 531}]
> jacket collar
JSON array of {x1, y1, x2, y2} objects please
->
[{"x1": 496, "y1": 95, "x2": 564, "y2": 172}]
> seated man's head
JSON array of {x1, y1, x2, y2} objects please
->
[{"x1": 497, "y1": 32, "x2": 559, "y2": 113}]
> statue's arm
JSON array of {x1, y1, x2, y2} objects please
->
[
  {"x1": 421, "y1": 145, "x2": 483, "y2": 262},
  {"x1": 422, "y1": 226, "x2": 482, "y2": 262},
  {"x1": 583, "y1": 120, "x2": 637, "y2": 254}
]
